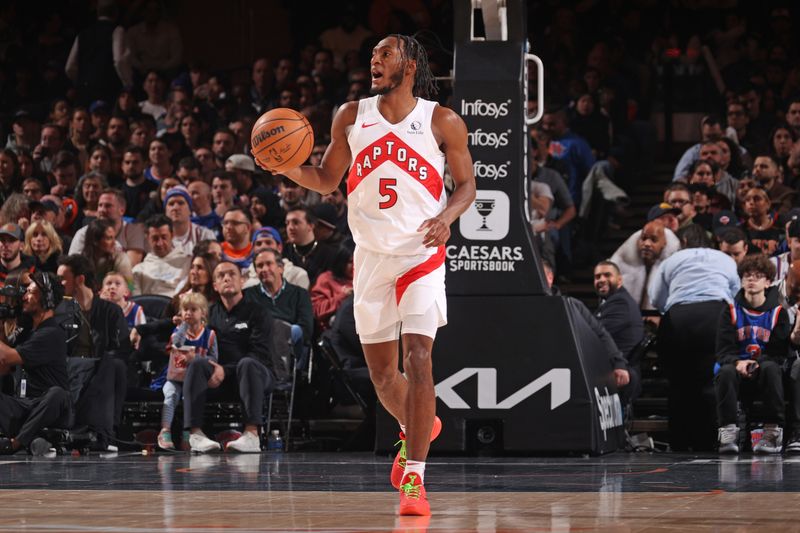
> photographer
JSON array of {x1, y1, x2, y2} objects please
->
[
  {"x1": 56, "y1": 255, "x2": 131, "y2": 446},
  {"x1": 0, "y1": 271, "x2": 70, "y2": 455}
]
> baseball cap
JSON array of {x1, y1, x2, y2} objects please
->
[
  {"x1": 712, "y1": 209, "x2": 739, "y2": 236},
  {"x1": 164, "y1": 184, "x2": 193, "y2": 211},
  {"x1": 12, "y1": 109, "x2": 32, "y2": 125},
  {"x1": 647, "y1": 202, "x2": 681, "y2": 222},
  {"x1": 0, "y1": 223, "x2": 24, "y2": 241},
  {"x1": 226, "y1": 154, "x2": 256, "y2": 173},
  {"x1": 252, "y1": 226, "x2": 282, "y2": 245},
  {"x1": 29, "y1": 199, "x2": 60, "y2": 215},
  {"x1": 313, "y1": 203, "x2": 338, "y2": 230},
  {"x1": 89, "y1": 100, "x2": 110, "y2": 114}
]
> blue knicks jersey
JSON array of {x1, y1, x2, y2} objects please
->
[
  {"x1": 714, "y1": 302, "x2": 781, "y2": 374},
  {"x1": 172, "y1": 326, "x2": 216, "y2": 360}
]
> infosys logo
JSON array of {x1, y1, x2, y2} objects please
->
[
  {"x1": 473, "y1": 160, "x2": 510, "y2": 180},
  {"x1": 467, "y1": 129, "x2": 510, "y2": 148},
  {"x1": 461, "y1": 99, "x2": 511, "y2": 118}
]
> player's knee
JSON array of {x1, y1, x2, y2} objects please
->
[
  {"x1": 403, "y1": 346, "x2": 432, "y2": 378},
  {"x1": 368, "y1": 365, "x2": 397, "y2": 389}
]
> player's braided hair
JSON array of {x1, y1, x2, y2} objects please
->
[{"x1": 389, "y1": 33, "x2": 438, "y2": 99}]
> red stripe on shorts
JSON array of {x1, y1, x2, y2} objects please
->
[{"x1": 395, "y1": 246, "x2": 445, "y2": 305}]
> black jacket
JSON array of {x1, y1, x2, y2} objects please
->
[
  {"x1": 595, "y1": 286, "x2": 644, "y2": 361},
  {"x1": 554, "y1": 286, "x2": 627, "y2": 371},
  {"x1": 56, "y1": 296, "x2": 132, "y2": 361},
  {"x1": 208, "y1": 297, "x2": 273, "y2": 370}
]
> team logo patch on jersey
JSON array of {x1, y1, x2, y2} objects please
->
[{"x1": 408, "y1": 120, "x2": 423, "y2": 134}]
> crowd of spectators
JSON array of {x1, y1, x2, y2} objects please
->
[
  {"x1": 523, "y1": 3, "x2": 800, "y2": 453},
  {"x1": 2, "y1": 0, "x2": 800, "y2": 454}
]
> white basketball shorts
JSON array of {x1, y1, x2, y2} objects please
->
[{"x1": 353, "y1": 245, "x2": 447, "y2": 343}]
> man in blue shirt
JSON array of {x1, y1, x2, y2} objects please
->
[
  {"x1": 648, "y1": 224, "x2": 740, "y2": 451},
  {"x1": 541, "y1": 108, "x2": 595, "y2": 276}
]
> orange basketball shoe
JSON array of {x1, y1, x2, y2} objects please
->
[
  {"x1": 398, "y1": 472, "x2": 430, "y2": 516},
  {"x1": 391, "y1": 416, "x2": 442, "y2": 489}
]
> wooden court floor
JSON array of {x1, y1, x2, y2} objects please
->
[{"x1": 2, "y1": 452, "x2": 800, "y2": 532}]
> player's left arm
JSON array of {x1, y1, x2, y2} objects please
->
[{"x1": 419, "y1": 106, "x2": 476, "y2": 248}]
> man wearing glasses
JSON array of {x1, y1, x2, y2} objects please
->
[{"x1": 664, "y1": 183, "x2": 696, "y2": 229}]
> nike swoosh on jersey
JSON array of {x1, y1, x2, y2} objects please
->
[{"x1": 361, "y1": 122, "x2": 379, "y2": 128}]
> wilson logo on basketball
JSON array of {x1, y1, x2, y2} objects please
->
[{"x1": 252, "y1": 125, "x2": 286, "y2": 145}]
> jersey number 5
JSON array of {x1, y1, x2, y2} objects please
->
[{"x1": 378, "y1": 178, "x2": 398, "y2": 209}]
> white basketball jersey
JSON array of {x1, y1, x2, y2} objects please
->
[{"x1": 346, "y1": 96, "x2": 446, "y2": 256}]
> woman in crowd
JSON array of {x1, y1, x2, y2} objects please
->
[
  {"x1": 717, "y1": 137, "x2": 747, "y2": 180},
  {"x1": 687, "y1": 158, "x2": 734, "y2": 210},
  {"x1": 84, "y1": 218, "x2": 133, "y2": 288},
  {"x1": 87, "y1": 144, "x2": 114, "y2": 180},
  {"x1": 769, "y1": 123, "x2": 798, "y2": 180},
  {"x1": 173, "y1": 252, "x2": 219, "y2": 311},
  {"x1": 0, "y1": 193, "x2": 30, "y2": 227},
  {"x1": 23, "y1": 220, "x2": 62, "y2": 273},
  {"x1": 74, "y1": 172, "x2": 108, "y2": 227}
]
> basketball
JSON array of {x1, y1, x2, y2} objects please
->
[{"x1": 250, "y1": 108, "x2": 314, "y2": 173}]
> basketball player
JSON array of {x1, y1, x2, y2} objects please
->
[{"x1": 260, "y1": 35, "x2": 475, "y2": 515}]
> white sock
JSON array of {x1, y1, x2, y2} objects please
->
[
  {"x1": 404, "y1": 459, "x2": 425, "y2": 483},
  {"x1": 399, "y1": 424, "x2": 406, "y2": 434}
]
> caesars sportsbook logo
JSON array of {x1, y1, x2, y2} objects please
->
[{"x1": 450, "y1": 189, "x2": 522, "y2": 273}]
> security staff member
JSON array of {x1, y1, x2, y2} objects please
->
[{"x1": 0, "y1": 271, "x2": 70, "y2": 455}]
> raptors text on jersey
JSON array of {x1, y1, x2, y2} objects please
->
[{"x1": 346, "y1": 96, "x2": 446, "y2": 256}]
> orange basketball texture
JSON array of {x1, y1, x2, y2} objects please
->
[{"x1": 250, "y1": 108, "x2": 314, "y2": 173}]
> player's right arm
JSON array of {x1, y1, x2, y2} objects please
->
[{"x1": 280, "y1": 102, "x2": 358, "y2": 195}]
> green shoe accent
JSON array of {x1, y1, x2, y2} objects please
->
[
  {"x1": 400, "y1": 474, "x2": 421, "y2": 499},
  {"x1": 394, "y1": 438, "x2": 407, "y2": 470}
]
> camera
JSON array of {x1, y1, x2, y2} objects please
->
[{"x1": 0, "y1": 285, "x2": 26, "y2": 320}]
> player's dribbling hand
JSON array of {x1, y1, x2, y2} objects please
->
[{"x1": 418, "y1": 216, "x2": 450, "y2": 247}]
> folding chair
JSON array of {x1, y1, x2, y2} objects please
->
[{"x1": 265, "y1": 319, "x2": 310, "y2": 450}]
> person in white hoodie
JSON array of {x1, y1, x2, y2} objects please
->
[
  {"x1": 132, "y1": 214, "x2": 191, "y2": 297},
  {"x1": 610, "y1": 217, "x2": 681, "y2": 311}
]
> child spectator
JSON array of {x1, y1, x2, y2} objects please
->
[
  {"x1": 158, "y1": 292, "x2": 218, "y2": 451},
  {"x1": 715, "y1": 254, "x2": 789, "y2": 454},
  {"x1": 100, "y1": 271, "x2": 145, "y2": 330}
]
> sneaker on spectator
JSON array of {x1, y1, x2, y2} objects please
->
[
  {"x1": 180, "y1": 430, "x2": 191, "y2": 452},
  {"x1": 226, "y1": 431, "x2": 261, "y2": 453},
  {"x1": 753, "y1": 425, "x2": 783, "y2": 454},
  {"x1": 718, "y1": 424, "x2": 739, "y2": 454},
  {"x1": 157, "y1": 429, "x2": 175, "y2": 451},
  {"x1": 784, "y1": 432, "x2": 800, "y2": 454},
  {"x1": 189, "y1": 431, "x2": 221, "y2": 453},
  {"x1": 0, "y1": 437, "x2": 15, "y2": 455}
]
